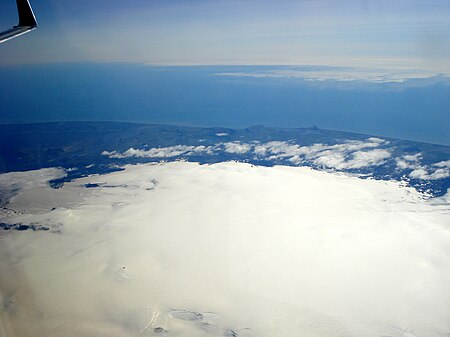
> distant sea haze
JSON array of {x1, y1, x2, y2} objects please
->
[{"x1": 0, "y1": 64, "x2": 449, "y2": 145}]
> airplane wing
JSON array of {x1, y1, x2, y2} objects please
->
[{"x1": 0, "y1": 0, "x2": 37, "y2": 44}]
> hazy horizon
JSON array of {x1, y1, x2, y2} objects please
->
[{"x1": 0, "y1": 0, "x2": 449, "y2": 73}]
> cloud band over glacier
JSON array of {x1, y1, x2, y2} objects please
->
[{"x1": 102, "y1": 138, "x2": 449, "y2": 182}]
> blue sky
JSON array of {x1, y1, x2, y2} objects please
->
[{"x1": 0, "y1": 0, "x2": 449, "y2": 71}]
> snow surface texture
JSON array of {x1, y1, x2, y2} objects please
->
[{"x1": 0, "y1": 162, "x2": 449, "y2": 337}]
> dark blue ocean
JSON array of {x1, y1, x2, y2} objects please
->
[{"x1": 0, "y1": 64, "x2": 448, "y2": 145}]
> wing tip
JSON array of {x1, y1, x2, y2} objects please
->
[
  {"x1": 17, "y1": 0, "x2": 38, "y2": 28},
  {"x1": 0, "y1": 0, "x2": 37, "y2": 43}
]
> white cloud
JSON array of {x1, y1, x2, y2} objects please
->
[
  {"x1": 313, "y1": 151, "x2": 347, "y2": 169},
  {"x1": 410, "y1": 167, "x2": 450, "y2": 180},
  {"x1": 223, "y1": 142, "x2": 252, "y2": 154},
  {"x1": 403, "y1": 153, "x2": 421, "y2": 162},
  {"x1": 102, "y1": 145, "x2": 215, "y2": 159},
  {"x1": 328, "y1": 139, "x2": 386, "y2": 152},
  {"x1": 99, "y1": 138, "x2": 450, "y2": 181},
  {"x1": 429, "y1": 168, "x2": 450, "y2": 180},
  {"x1": 215, "y1": 67, "x2": 442, "y2": 83},
  {"x1": 433, "y1": 160, "x2": 450, "y2": 168},
  {"x1": 252, "y1": 139, "x2": 390, "y2": 170},
  {"x1": 0, "y1": 162, "x2": 449, "y2": 337},
  {"x1": 254, "y1": 141, "x2": 305, "y2": 159},
  {"x1": 311, "y1": 149, "x2": 391, "y2": 170},
  {"x1": 345, "y1": 149, "x2": 391, "y2": 169},
  {"x1": 409, "y1": 168, "x2": 431, "y2": 180},
  {"x1": 395, "y1": 153, "x2": 422, "y2": 170},
  {"x1": 396, "y1": 159, "x2": 415, "y2": 170},
  {"x1": 102, "y1": 138, "x2": 393, "y2": 173},
  {"x1": 367, "y1": 137, "x2": 386, "y2": 143},
  {"x1": 395, "y1": 154, "x2": 450, "y2": 180}
]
